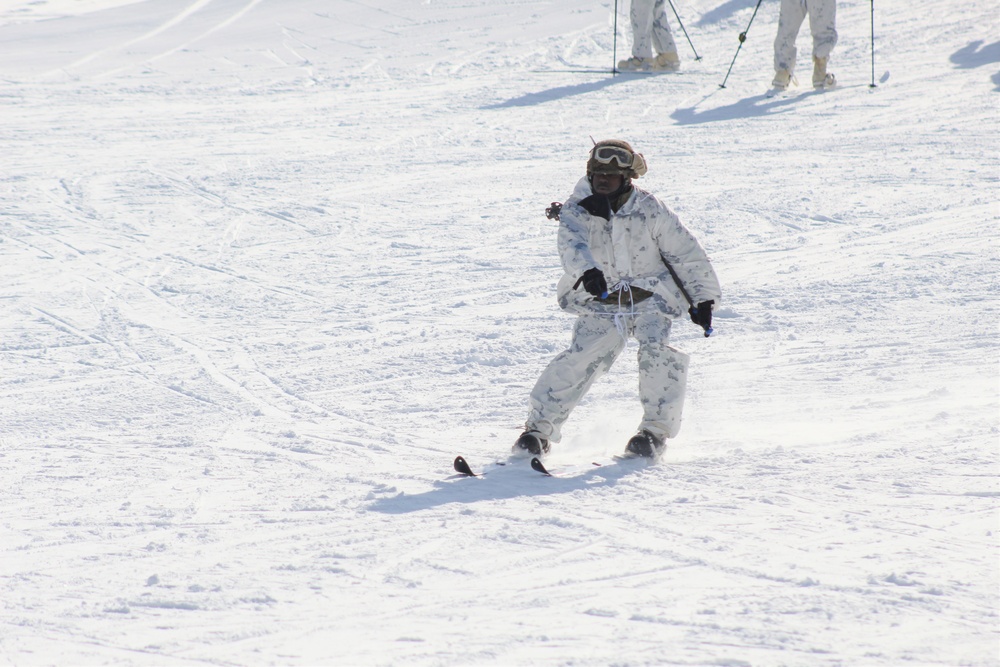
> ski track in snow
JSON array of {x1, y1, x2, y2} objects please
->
[{"x1": 0, "y1": 0, "x2": 997, "y2": 665}]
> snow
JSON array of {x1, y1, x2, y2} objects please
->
[{"x1": 0, "y1": 0, "x2": 997, "y2": 664}]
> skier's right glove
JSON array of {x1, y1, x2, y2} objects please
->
[{"x1": 574, "y1": 268, "x2": 609, "y2": 299}]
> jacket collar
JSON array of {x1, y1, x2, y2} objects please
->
[{"x1": 573, "y1": 176, "x2": 638, "y2": 214}]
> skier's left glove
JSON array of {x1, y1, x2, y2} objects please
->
[{"x1": 689, "y1": 300, "x2": 714, "y2": 336}]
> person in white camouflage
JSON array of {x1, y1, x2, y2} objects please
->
[
  {"x1": 772, "y1": 0, "x2": 838, "y2": 90},
  {"x1": 516, "y1": 139, "x2": 721, "y2": 460},
  {"x1": 618, "y1": 0, "x2": 682, "y2": 72}
]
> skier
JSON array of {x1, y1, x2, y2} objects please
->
[
  {"x1": 515, "y1": 140, "x2": 721, "y2": 460},
  {"x1": 617, "y1": 0, "x2": 682, "y2": 72},
  {"x1": 772, "y1": 0, "x2": 838, "y2": 90}
]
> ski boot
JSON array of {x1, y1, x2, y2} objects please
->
[
  {"x1": 652, "y1": 52, "x2": 680, "y2": 72},
  {"x1": 513, "y1": 431, "x2": 549, "y2": 456},
  {"x1": 812, "y1": 56, "x2": 836, "y2": 89},
  {"x1": 771, "y1": 68, "x2": 792, "y2": 91},
  {"x1": 624, "y1": 429, "x2": 666, "y2": 460},
  {"x1": 617, "y1": 56, "x2": 652, "y2": 72}
]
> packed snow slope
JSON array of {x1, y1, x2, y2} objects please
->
[{"x1": 1, "y1": 0, "x2": 997, "y2": 665}]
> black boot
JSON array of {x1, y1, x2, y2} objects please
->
[
  {"x1": 513, "y1": 431, "x2": 549, "y2": 456},
  {"x1": 625, "y1": 430, "x2": 665, "y2": 459}
]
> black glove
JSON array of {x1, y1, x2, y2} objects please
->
[
  {"x1": 545, "y1": 202, "x2": 562, "y2": 220},
  {"x1": 574, "y1": 268, "x2": 608, "y2": 298},
  {"x1": 688, "y1": 300, "x2": 714, "y2": 335},
  {"x1": 578, "y1": 194, "x2": 612, "y2": 221}
]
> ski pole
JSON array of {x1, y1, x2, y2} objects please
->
[
  {"x1": 613, "y1": 0, "x2": 620, "y2": 75},
  {"x1": 869, "y1": 0, "x2": 877, "y2": 88},
  {"x1": 666, "y1": 0, "x2": 701, "y2": 61},
  {"x1": 719, "y1": 0, "x2": 765, "y2": 89}
]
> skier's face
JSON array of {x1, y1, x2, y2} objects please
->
[{"x1": 591, "y1": 172, "x2": 624, "y2": 195}]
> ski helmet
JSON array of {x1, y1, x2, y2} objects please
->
[{"x1": 586, "y1": 139, "x2": 648, "y2": 179}]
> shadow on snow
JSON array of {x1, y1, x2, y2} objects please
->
[
  {"x1": 695, "y1": 0, "x2": 765, "y2": 27},
  {"x1": 368, "y1": 459, "x2": 647, "y2": 514},
  {"x1": 949, "y1": 39, "x2": 1000, "y2": 91},
  {"x1": 950, "y1": 39, "x2": 1000, "y2": 68},
  {"x1": 482, "y1": 73, "x2": 643, "y2": 109},
  {"x1": 670, "y1": 89, "x2": 812, "y2": 125}
]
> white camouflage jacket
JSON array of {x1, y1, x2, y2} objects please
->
[{"x1": 555, "y1": 176, "x2": 722, "y2": 317}]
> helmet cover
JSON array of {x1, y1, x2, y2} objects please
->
[{"x1": 587, "y1": 139, "x2": 647, "y2": 178}]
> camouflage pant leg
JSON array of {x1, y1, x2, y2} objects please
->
[
  {"x1": 628, "y1": 0, "x2": 656, "y2": 59},
  {"x1": 634, "y1": 312, "x2": 689, "y2": 440},
  {"x1": 775, "y1": 0, "x2": 837, "y2": 73},
  {"x1": 526, "y1": 314, "x2": 626, "y2": 443},
  {"x1": 773, "y1": 0, "x2": 807, "y2": 73},
  {"x1": 651, "y1": 0, "x2": 679, "y2": 56},
  {"x1": 806, "y1": 0, "x2": 838, "y2": 59}
]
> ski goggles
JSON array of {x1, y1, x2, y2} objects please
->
[{"x1": 591, "y1": 145, "x2": 635, "y2": 169}]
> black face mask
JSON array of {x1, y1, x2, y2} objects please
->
[
  {"x1": 580, "y1": 182, "x2": 632, "y2": 220},
  {"x1": 582, "y1": 175, "x2": 633, "y2": 220}
]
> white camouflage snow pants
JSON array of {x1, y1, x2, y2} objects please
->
[
  {"x1": 526, "y1": 311, "x2": 689, "y2": 444},
  {"x1": 773, "y1": 0, "x2": 838, "y2": 73},
  {"x1": 629, "y1": 0, "x2": 679, "y2": 59}
]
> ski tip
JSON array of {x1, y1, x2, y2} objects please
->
[
  {"x1": 530, "y1": 457, "x2": 552, "y2": 476},
  {"x1": 453, "y1": 455, "x2": 477, "y2": 476}
]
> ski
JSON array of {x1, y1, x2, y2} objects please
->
[
  {"x1": 453, "y1": 452, "x2": 651, "y2": 479},
  {"x1": 766, "y1": 78, "x2": 843, "y2": 99},
  {"x1": 453, "y1": 455, "x2": 479, "y2": 477},
  {"x1": 530, "y1": 456, "x2": 643, "y2": 476},
  {"x1": 528, "y1": 69, "x2": 692, "y2": 76},
  {"x1": 530, "y1": 457, "x2": 553, "y2": 476},
  {"x1": 452, "y1": 455, "x2": 515, "y2": 477}
]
